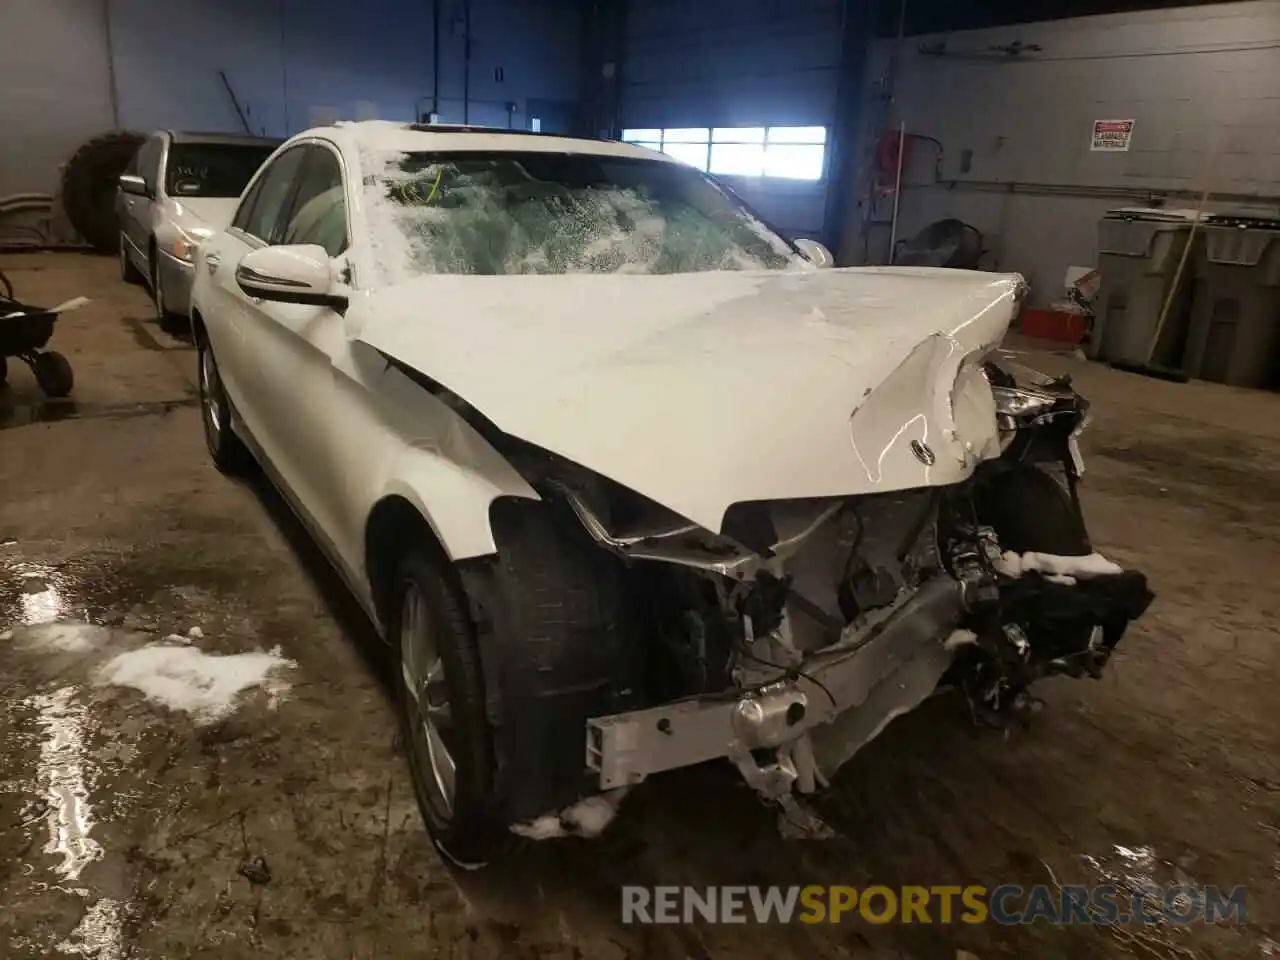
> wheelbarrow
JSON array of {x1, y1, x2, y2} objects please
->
[{"x1": 0, "y1": 268, "x2": 80, "y2": 398}]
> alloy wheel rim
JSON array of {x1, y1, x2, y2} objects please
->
[
  {"x1": 200, "y1": 348, "x2": 222, "y2": 441},
  {"x1": 400, "y1": 584, "x2": 456, "y2": 817}
]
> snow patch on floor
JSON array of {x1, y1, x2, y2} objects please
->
[
  {"x1": 92, "y1": 643, "x2": 295, "y2": 724},
  {"x1": 511, "y1": 788, "x2": 630, "y2": 841},
  {"x1": 15, "y1": 623, "x2": 116, "y2": 654},
  {"x1": 55, "y1": 897, "x2": 127, "y2": 959},
  {"x1": 996, "y1": 551, "x2": 1123, "y2": 580}
]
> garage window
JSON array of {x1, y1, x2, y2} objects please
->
[
  {"x1": 656, "y1": 128, "x2": 710, "y2": 170},
  {"x1": 622, "y1": 126, "x2": 826, "y2": 181},
  {"x1": 621, "y1": 128, "x2": 662, "y2": 152}
]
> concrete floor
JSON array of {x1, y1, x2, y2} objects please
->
[{"x1": 1, "y1": 252, "x2": 1277, "y2": 960}]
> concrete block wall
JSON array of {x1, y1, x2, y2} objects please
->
[
  {"x1": 0, "y1": 0, "x2": 582, "y2": 201},
  {"x1": 845, "y1": 0, "x2": 1280, "y2": 303}
]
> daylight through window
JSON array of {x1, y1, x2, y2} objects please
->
[{"x1": 620, "y1": 126, "x2": 826, "y2": 180}]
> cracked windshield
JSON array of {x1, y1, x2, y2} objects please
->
[{"x1": 375, "y1": 151, "x2": 804, "y2": 275}]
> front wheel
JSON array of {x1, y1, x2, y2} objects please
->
[
  {"x1": 119, "y1": 234, "x2": 143, "y2": 284},
  {"x1": 973, "y1": 465, "x2": 1094, "y2": 661},
  {"x1": 391, "y1": 549, "x2": 505, "y2": 868},
  {"x1": 152, "y1": 260, "x2": 189, "y2": 336},
  {"x1": 974, "y1": 465, "x2": 1090, "y2": 556},
  {"x1": 196, "y1": 334, "x2": 250, "y2": 474}
]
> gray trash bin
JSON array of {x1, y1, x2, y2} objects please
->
[
  {"x1": 1091, "y1": 207, "x2": 1201, "y2": 366},
  {"x1": 1183, "y1": 213, "x2": 1280, "y2": 389}
]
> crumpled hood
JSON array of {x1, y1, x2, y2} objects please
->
[{"x1": 352, "y1": 267, "x2": 1024, "y2": 532}]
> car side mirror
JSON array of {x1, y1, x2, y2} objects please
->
[
  {"x1": 118, "y1": 173, "x2": 151, "y2": 198},
  {"x1": 235, "y1": 244, "x2": 349, "y2": 310},
  {"x1": 794, "y1": 238, "x2": 835, "y2": 268}
]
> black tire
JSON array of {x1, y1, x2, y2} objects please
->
[
  {"x1": 152, "y1": 259, "x2": 189, "y2": 337},
  {"x1": 0, "y1": 355, "x2": 8, "y2": 387},
  {"x1": 391, "y1": 548, "x2": 506, "y2": 868},
  {"x1": 481, "y1": 497, "x2": 641, "y2": 821},
  {"x1": 61, "y1": 131, "x2": 145, "y2": 254},
  {"x1": 974, "y1": 466, "x2": 1090, "y2": 556},
  {"x1": 974, "y1": 467, "x2": 1102, "y2": 665},
  {"x1": 196, "y1": 333, "x2": 250, "y2": 474},
  {"x1": 32, "y1": 351, "x2": 74, "y2": 398},
  {"x1": 119, "y1": 233, "x2": 143, "y2": 284}
]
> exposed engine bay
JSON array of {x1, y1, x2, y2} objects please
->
[{"x1": 494, "y1": 357, "x2": 1154, "y2": 831}]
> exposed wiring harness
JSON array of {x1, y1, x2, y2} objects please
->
[{"x1": 735, "y1": 638, "x2": 840, "y2": 712}]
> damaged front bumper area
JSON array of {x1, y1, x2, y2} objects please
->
[
  {"x1": 566, "y1": 372, "x2": 1152, "y2": 814},
  {"x1": 587, "y1": 574, "x2": 964, "y2": 796},
  {"x1": 584, "y1": 557, "x2": 1151, "y2": 808}
]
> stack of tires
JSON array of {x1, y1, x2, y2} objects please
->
[{"x1": 60, "y1": 131, "x2": 145, "y2": 254}]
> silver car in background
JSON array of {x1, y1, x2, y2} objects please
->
[{"x1": 117, "y1": 131, "x2": 278, "y2": 332}]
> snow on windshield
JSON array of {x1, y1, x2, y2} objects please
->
[{"x1": 357, "y1": 142, "x2": 806, "y2": 283}]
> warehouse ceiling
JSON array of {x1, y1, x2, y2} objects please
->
[{"x1": 874, "y1": 0, "x2": 1249, "y2": 35}]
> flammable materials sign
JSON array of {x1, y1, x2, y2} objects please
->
[{"x1": 1091, "y1": 119, "x2": 1135, "y2": 152}]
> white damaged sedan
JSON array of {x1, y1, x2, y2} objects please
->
[{"x1": 189, "y1": 120, "x2": 1152, "y2": 866}]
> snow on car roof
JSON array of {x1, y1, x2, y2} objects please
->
[{"x1": 324, "y1": 119, "x2": 676, "y2": 162}]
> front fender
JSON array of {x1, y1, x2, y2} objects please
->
[
  {"x1": 366, "y1": 360, "x2": 540, "y2": 562},
  {"x1": 377, "y1": 453, "x2": 540, "y2": 562}
]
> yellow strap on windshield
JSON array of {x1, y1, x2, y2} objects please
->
[{"x1": 425, "y1": 167, "x2": 444, "y2": 204}]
